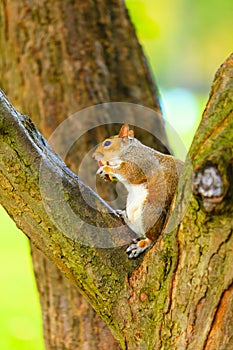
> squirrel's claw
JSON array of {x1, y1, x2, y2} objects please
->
[{"x1": 126, "y1": 238, "x2": 152, "y2": 259}]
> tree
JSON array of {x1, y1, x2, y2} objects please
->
[{"x1": 0, "y1": 1, "x2": 232, "y2": 350}]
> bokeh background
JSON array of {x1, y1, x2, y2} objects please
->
[{"x1": 0, "y1": 1, "x2": 232, "y2": 349}]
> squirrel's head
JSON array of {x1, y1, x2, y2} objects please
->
[{"x1": 92, "y1": 124, "x2": 134, "y2": 167}]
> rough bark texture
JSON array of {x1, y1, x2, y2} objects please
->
[
  {"x1": 0, "y1": 54, "x2": 232, "y2": 349},
  {"x1": 0, "y1": 1, "x2": 170, "y2": 349},
  {"x1": 31, "y1": 247, "x2": 120, "y2": 350},
  {"x1": 0, "y1": 0, "x2": 167, "y2": 146},
  {"x1": 168, "y1": 55, "x2": 233, "y2": 350}
]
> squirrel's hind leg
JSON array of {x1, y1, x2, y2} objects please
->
[{"x1": 126, "y1": 238, "x2": 152, "y2": 258}]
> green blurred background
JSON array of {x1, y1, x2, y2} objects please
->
[{"x1": 0, "y1": 1, "x2": 232, "y2": 349}]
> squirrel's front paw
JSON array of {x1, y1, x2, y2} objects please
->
[
  {"x1": 115, "y1": 209, "x2": 126, "y2": 220},
  {"x1": 97, "y1": 166, "x2": 110, "y2": 181},
  {"x1": 96, "y1": 166, "x2": 116, "y2": 182},
  {"x1": 126, "y1": 238, "x2": 152, "y2": 259}
]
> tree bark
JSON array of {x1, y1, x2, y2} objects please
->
[
  {"x1": 0, "y1": 1, "x2": 170, "y2": 349},
  {"x1": 0, "y1": 0, "x2": 167, "y2": 144},
  {"x1": 0, "y1": 54, "x2": 232, "y2": 349},
  {"x1": 31, "y1": 246, "x2": 120, "y2": 350}
]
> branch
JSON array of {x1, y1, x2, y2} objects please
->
[{"x1": 0, "y1": 89, "x2": 138, "y2": 343}]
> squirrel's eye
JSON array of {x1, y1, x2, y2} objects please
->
[{"x1": 103, "y1": 140, "x2": 111, "y2": 147}]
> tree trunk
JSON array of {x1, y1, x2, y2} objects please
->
[
  {"x1": 0, "y1": 53, "x2": 232, "y2": 349},
  {"x1": 31, "y1": 246, "x2": 120, "y2": 350},
  {"x1": 0, "y1": 1, "x2": 169, "y2": 349}
]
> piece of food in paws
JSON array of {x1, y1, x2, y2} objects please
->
[
  {"x1": 98, "y1": 160, "x2": 108, "y2": 167},
  {"x1": 97, "y1": 160, "x2": 116, "y2": 182},
  {"x1": 104, "y1": 174, "x2": 114, "y2": 182}
]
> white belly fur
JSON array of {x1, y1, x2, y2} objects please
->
[{"x1": 125, "y1": 183, "x2": 148, "y2": 235}]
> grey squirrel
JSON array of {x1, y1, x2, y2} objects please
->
[{"x1": 93, "y1": 124, "x2": 183, "y2": 258}]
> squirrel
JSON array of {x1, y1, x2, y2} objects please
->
[{"x1": 92, "y1": 124, "x2": 184, "y2": 258}]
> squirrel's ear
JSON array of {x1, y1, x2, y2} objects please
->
[{"x1": 119, "y1": 124, "x2": 129, "y2": 138}]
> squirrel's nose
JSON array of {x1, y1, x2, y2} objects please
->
[{"x1": 92, "y1": 152, "x2": 103, "y2": 160}]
